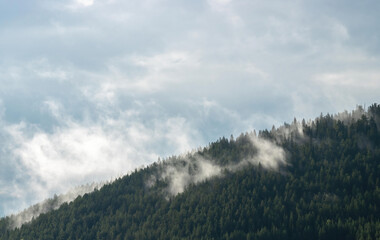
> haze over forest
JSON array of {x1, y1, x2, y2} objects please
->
[
  {"x1": 1, "y1": 104, "x2": 379, "y2": 239},
  {"x1": 0, "y1": 0, "x2": 380, "y2": 217}
]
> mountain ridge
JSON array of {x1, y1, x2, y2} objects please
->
[{"x1": 1, "y1": 104, "x2": 379, "y2": 239}]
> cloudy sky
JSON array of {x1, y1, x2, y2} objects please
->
[{"x1": 0, "y1": 0, "x2": 379, "y2": 216}]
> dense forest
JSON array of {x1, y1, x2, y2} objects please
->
[{"x1": 0, "y1": 104, "x2": 379, "y2": 239}]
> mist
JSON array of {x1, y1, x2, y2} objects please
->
[
  {"x1": 4, "y1": 105, "x2": 378, "y2": 228},
  {"x1": 8, "y1": 182, "x2": 105, "y2": 229},
  {"x1": 151, "y1": 133, "x2": 287, "y2": 196}
]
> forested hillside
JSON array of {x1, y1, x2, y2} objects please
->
[{"x1": 0, "y1": 104, "x2": 379, "y2": 240}]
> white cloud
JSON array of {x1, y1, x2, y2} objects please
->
[
  {"x1": 127, "y1": 51, "x2": 201, "y2": 92},
  {"x1": 132, "y1": 51, "x2": 197, "y2": 70},
  {"x1": 248, "y1": 136, "x2": 286, "y2": 169},
  {"x1": 67, "y1": 0, "x2": 95, "y2": 10},
  {"x1": 7, "y1": 121, "x2": 137, "y2": 197},
  {"x1": 314, "y1": 71, "x2": 380, "y2": 88},
  {"x1": 77, "y1": 0, "x2": 94, "y2": 7},
  {"x1": 161, "y1": 155, "x2": 223, "y2": 195},
  {"x1": 207, "y1": 0, "x2": 244, "y2": 27},
  {"x1": 0, "y1": 101, "x2": 202, "y2": 215},
  {"x1": 207, "y1": 0, "x2": 232, "y2": 12}
]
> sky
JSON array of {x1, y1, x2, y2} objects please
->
[{"x1": 0, "y1": 0, "x2": 379, "y2": 216}]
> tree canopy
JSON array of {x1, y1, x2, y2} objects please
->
[{"x1": 1, "y1": 104, "x2": 379, "y2": 240}]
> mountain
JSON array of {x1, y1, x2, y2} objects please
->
[{"x1": 0, "y1": 104, "x2": 380, "y2": 240}]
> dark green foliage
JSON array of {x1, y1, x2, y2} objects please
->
[{"x1": 1, "y1": 104, "x2": 380, "y2": 239}]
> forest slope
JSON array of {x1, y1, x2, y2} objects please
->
[{"x1": 0, "y1": 104, "x2": 380, "y2": 239}]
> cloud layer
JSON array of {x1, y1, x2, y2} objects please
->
[{"x1": 1, "y1": 0, "x2": 380, "y2": 216}]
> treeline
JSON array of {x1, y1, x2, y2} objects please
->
[{"x1": 0, "y1": 104, "x2": 379, "y2": 239}]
